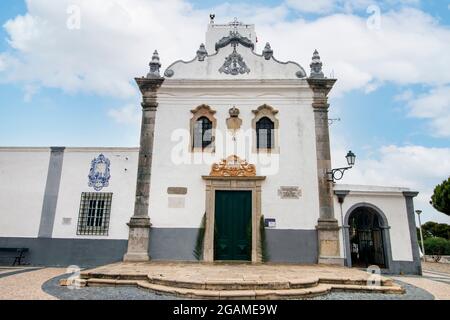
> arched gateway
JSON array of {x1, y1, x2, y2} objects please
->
[{"x1": 344, "y1": 204, "x2": 393, "y2": 269}]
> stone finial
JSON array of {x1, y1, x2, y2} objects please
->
[
  {"x1": 147, "y1": 50, "x2": 162, "y2": 78},
  {"x1": 262, "y1": 43, "x2": 273, "y2": 60},
  {"x1": 310, "y1": 49, "x2": 325, "y2": 79},
  {"x1": 196, "y1": 43, "x2": 208, "y2": 61}
]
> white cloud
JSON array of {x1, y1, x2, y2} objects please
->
[
  {"x1": 1, "y1": 1, "x2": 449, "y2": 99},
  {"x1": 0, "y1": 54, "x2": 6, "y2": 71},
  {"x1": 286, "y1": 0, "x2": 340, "y2": 13},
  {"x1": 107, "y1": 103, "x2": 141, "y2": 125},
  {"x1": 332, "y1": 140, "x2": 450, "y2": 224},
  {"x1": 23, "y1": 84, "x2": 39, "y2": 102},
  {"x1": 285, "y1": 0, "x2": 420, "y2": 14},
  {"x1": 399, "y1": 86, "x2": 450, "y2": 137},
  {"x1": 394, "y1": 89, "x2": 413, "y2": 101}
]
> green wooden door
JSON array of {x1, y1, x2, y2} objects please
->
[{"x1": 214, "y1": 191, "x2": 252, "y2": 261}]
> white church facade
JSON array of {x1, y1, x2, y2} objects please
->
[{"x1": 0, "y1": 19, "x2": 421, "y2": 275}]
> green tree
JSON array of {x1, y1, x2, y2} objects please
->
[
  {"x1": 423, "y1": 237, "x2": 450, "y2": 257},
  {"x1": 430, "y1": 177, "x2": 450, "y2": 216},
  {"x1": 419, "y1": 221, "x2": 450, "y2": 240}
]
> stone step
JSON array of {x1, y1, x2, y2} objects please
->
[
  {"x1": 82, "y1": 272, "x2": 394, "y2": 291},
  {"x1": 148, "y1": 277, "x2": 319, "y2": 290},
  {"x1": 84, "y1": 278, "x2": 404, "y2": 299}
]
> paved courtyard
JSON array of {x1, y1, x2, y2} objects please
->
[{"x1": 0, "y1": 263, "x2": 448, "y2": 300}]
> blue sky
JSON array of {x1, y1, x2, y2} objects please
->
[{"x1": 0, "y1": 0, "x2": 449, "y2": 224}]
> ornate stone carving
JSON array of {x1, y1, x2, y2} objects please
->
[
  {"x1": 252, "y1": 104, "x2": 279, "y2": 116},
  {"x1": 310, "y1": 49, "x2": 325, "y2": 79},
  {"x1": 164, "y1": 69, "x2": 174, "y2": 77},
  {"x1": 196, "y1": 43, "x2": 208, "y2": 61},
  {"x1": 191, "y1": 104, "x2": 216, "y2": 116},
  {"x1": 226, "y1": 106, "x2": 242, "y2": 131},
  {"x1": 215, "y1": 30, "x2": 254, "y2": 51},
  {"x1": 210, "y1": 155, "x2": 256, "y2": 177},
  {"x1": 262, "y1": 43, "x2": 273, "y2": 60},
  {"x1": 88, "y1": 154, "x2": 111, "y2": 191},
  {"x1": 219, "y1": 47, "x2": 250, "y2": 75}
]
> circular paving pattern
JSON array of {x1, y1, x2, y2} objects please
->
[{"x1": 42, "y1": 274, "x2": 434, "y2": 300}]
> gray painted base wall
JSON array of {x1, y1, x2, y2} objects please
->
[
  {"x1": 266, "y1": 229, "x2": 318, "y2": 264},
  {"x1": 0, "y1": 228, "x2": 317, "y2": 266},
  {"x1": 386, "y1": 261, "x2": 422, "y2": 275},
  {"x1": 0, "y1": 229, "x2": 421, "y2": 275},
  {"x1": 0, "y1": 237, "x2": 128, "y2": 267},
  {"x1": 149, "y1": 228, "x2": 198, "y2": 261}
]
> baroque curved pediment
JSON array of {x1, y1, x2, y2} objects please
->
[{"x1": 164, "y1": 34, "x2": 306, "y2": 80}]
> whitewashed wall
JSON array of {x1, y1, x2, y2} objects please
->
[
  {"x1": 0, "y1": 147, "x2": 138, "y2": 240},
  {"x1": 0, "y1": 148, "x2": 50, "y2": 238},
  {"x1": 333, "y1": 185, "x2": 413, "y2": 262},
  {"x1": 52, "y1": 148, "x2": 138, "y2": 240},
  {"x1": 148, "y1": 79, "x2": 320, "y2": 230}
]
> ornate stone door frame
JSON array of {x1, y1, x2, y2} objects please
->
[{"x1": 202, "y1": 176, "x2": 266, "y2": 263}]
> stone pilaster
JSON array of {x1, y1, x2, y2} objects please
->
[
  {"x1": 308, "y1": 78, "x2": 343, "y2": 265},
  {"x1": 123, "y1": 76, "x2": 164, "y2": 262},
  {"x1": 403, "y1": 191, "x2": 422, "y2": 275}
]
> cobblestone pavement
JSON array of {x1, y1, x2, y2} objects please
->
[
  {"x1": 0, "y1": 267, "x2": 64, "y2": 300},
  {"x1": 42, "y1": 273, "x2": 179, "y2": 300},
  {"x1": 422, "y1": 261, "x2": 450, "y2": 275},
  {"x1": 392, "y1": 275, "x2": 450, "y2": 300},
  {"x1": 307, "y1": 280, "x2": 433, "y2": 300}
]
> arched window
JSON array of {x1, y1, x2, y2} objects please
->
[
  {"x1": 190, "y1": 105, "x2": 216, "y2": 152},
  {"x1": 256, "y1": 117, "x2": 274, "y2": 149},
  {"x1": 252, "y1": 104, "x2": 279, "y2": 153},
  {"x1": 194, "y1": 116, "x2": 213, "y2": 149}
]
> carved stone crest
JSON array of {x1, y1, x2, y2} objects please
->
[
  {"x1": 226, "y1": 106, "x2": 242, "y2": 131},
  {"x1": 210, "y1": 155, "x2": 256, "y2": 177},
  {"x1": 219, "y1": 47, "x2": 250, "y2": 75},
  {"x1": 88, "y1": 154, "x2": 111, "y2": 191}
]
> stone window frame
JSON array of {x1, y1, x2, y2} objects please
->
[
  {"x1": 190, "y1": 104, "x2": 217, "y2": 153},
  {"x1": 252, "y1": 104, "x2": 280, "y2": 154}
]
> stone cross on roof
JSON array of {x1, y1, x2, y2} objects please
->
[{"x1": 229, "y1": 17, "x2": 243, "y2": 29}]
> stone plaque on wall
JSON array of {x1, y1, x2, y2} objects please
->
[
  {"x1": 167, "y1": 187, "x2": 188, "y2": 195},
  {"x1": 168, "y1": 197, "x2": 185, "y2": 208},
  {"x1": 278, "y1": 186, "x2": 302, "y2": 199}
]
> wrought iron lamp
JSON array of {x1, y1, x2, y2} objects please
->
[{"x1": 327, "y1": 151, "x2": 356, "y2": 183}]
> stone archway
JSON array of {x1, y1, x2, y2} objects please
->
[{"x1": 343, "y1": 203, "x2": 393, "y2": 269}]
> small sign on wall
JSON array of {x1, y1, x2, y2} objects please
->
[
  {"x1": 278, "y1": 186, "x2": 302, "y2": 199},
  {"x1": 264, "y1": 218, "x2": 276, "y2": 228}
]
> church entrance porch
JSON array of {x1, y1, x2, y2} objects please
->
[{"x1": 214, "y1": 191, "x2": 252, "y2": 261}]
